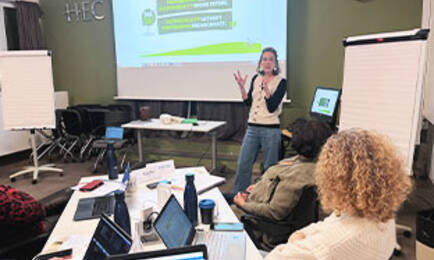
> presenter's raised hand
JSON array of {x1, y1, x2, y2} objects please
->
[
  {"x1": 234, "y1": 70, "x2": 248, "y2": 100},
  {"x1": 233, "y1": 70, "x2": 248, "y2": 89}
]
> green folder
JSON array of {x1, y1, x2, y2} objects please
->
[{"x1": 181, "y1": 118, "x2": 198, "y2": 124}]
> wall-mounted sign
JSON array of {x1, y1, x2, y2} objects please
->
[{"x1": 64, "y1": 0, "x2": 105, "y2": 23}]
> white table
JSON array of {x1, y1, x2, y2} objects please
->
[
  {"x1": 41, "y1": 170, "x2": 263, "y2": 259},
  {"x1": 122, "y1": 119, "x2": 226, "y2": 171}
]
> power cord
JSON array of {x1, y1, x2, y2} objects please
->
[{"x1": 143, "y1": 211, "x2": 159, "y2": 233}]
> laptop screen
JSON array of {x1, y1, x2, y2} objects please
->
[
  {"x1": 310, "y1": 87, "x2": 341, "y2": 122},
  {"x1": 83, "y1": 214, "x2": 132, "y2": 259},
  {"x1": 106, "y1": 126, "x2": 124, "y2": 139},
  {"x1": 153, "y1": 195, "x2": 195, "y2": 248},
  {"x1": 107, "y1": 245, "x2": 208, "y2": 260}
]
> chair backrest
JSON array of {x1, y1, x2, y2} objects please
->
[
  {"x1": 286, "y1": 185, "x2": 319, "y2": 230},
  {"x1": 60, "y1": 109, "x2": 83, "y2": 136},
  {"x1": 240, "y1": 185, "x2": 319, "y2": 251},
  {"x1": 68, "y1": 106, "x2": 92, "y2": 134}
]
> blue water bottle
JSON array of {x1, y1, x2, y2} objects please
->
[
  {"x1": 106, "y1": 142, "x2": 118, "y2": 180},
  {"x1": 114, "y1": 190, "x2": 131, "y2": 236},
  {"x1": 183, "y1": 173, "x2": 198, "y2": 226}
]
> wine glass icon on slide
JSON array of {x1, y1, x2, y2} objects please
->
[{"x1": 142, "y1": 9, "x2": 156, "y2": 36}]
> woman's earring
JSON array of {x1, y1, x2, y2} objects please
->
[{"x1": 273, "y1": 67, "x2": 278, "y2": 72}]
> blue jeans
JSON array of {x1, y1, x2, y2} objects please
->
[{"x1": 233, "y1": 126, "x2": 281, "y2": 193}]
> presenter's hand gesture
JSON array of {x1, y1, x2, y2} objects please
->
[{"x1": 233, "y1": 70, "x2": 248, "y2": 89}]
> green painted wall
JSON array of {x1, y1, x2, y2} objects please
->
[
  {"x1": 40, "y1": 0, "x2": 422, "y2": 122},
  {"x1": 283, "y1": 0, "x2": 422, "y2": 126},
  {"x1": 40, "y1": 0, "x2": 116, "y2": 105}
]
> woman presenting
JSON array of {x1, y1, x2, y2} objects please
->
[{"x1": 233, "y1": 47, "x2": 287, "y2": 193}]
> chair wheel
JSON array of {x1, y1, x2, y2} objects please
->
[
  {"x1": 10, "y1": 177, "x2": 16, "y2": 182},
  {"x1": 60, "y1": 173, "x2": 64, "y2": 177},
  {"x1": 403, "y1": 231, "x2": 411, "y2": 238},
  {"x1": 393, "y1": 249, "x2": 402, "y2": 256},
  {"x1": 32, "y1": 179, "x2": 37, "y2": 185}
]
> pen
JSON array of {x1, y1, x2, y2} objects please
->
[{"x1": 171, "y1": 184, "x2": 184, "y2": 191}]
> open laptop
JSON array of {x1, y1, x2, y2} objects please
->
[
  {"x1": 310, "y1": 86, "x2": 341, "y2": 126},
  {"x1": 108, "y1": 245, "x2": 208, "y2": 260},
  {"x1": 74, "y1": 164, "x2": 131, "y2": 221},
  {"x1": 153, "y1": 195, "x2": 245, "y2": 260},
  {"x1": 105, "y1": 126, "x2": 124, "y2": 140},
  {"x1": 83, "y1": 213, "x2": 132, "y2": 259}
]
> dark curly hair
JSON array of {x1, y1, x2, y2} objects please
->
[{"x1": 291, "y1": 120, "x2": 333, "y2": 159}]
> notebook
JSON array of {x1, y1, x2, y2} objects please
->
[
  {"x1": 154, "y1": 195, "x2": 245, "y2": 260},
  {"x1": 107, "y1": 245, "x2": 208, "y2": 260},
  {"x1": 83, "y1": 213, "x2": 132, "y2": 260},
  {"x1": 74, "y1": 164, "x2": 131, "y2": 221}
]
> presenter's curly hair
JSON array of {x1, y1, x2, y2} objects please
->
[
  {"x1": 316, "y1": 129, "x2": 411, "y2": 222},
  {"x1": 257, "y1": 47, "x2": 280, "y2": 75}
]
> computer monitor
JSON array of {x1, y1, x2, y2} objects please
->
[
  {"x1": 108, "y1": 245, "x2": 208, "y2": 260},
  {"x1": 310, "y1": 86, "x2": 341, "y2": 123},
  {"x1": 83, "y1": 213, "x2": 132, "y2": 260}
]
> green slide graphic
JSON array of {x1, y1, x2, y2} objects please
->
[
  {"x1": 141, "y1": 42, "x2": 261, "y2": 57},
  {"x1": 319, "y1": 109, "x2": 331, "y2": 114}
]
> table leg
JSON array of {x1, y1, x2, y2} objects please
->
[
  {"x1": 137, "y1": 129, "x2": 143, "y2": 162},
  {"x1": 211, "y1": 131, "x2": 217, "y2": 171}
]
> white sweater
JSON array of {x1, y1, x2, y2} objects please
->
[{"x1": 265, "y1": 213, "x2": 396, "y2": 260}]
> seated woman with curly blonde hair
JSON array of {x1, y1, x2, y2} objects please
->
[{"x1": 265, "y1": 129, "x2": 412, "y2": 260}]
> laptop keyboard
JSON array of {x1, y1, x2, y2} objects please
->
[
  {"x1": 195, "y1": 232, "x2": 230, "y2": 260},
  {"x1": 92, "y1": 197, "x2": 114, "y2": 216}
]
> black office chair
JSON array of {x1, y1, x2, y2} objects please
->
[
  {"x1": 240, "y1": 185, "x2": 319, "y2": 251},
  {"x1": 58, "y1": 109, "x2": 87, "y2": 162}
]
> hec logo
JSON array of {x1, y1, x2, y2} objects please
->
[{"x1": 64, "y1": 0, "x2": 105, "y2": 23}]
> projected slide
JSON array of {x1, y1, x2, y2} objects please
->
[{"x1": 113, "y1": 0, "x2": 287, "y2": 101}]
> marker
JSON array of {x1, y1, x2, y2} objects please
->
[{"x1": 171, "y1": 184, "x2": 184, "y2": 191}]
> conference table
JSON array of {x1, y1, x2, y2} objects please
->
[
  {"x1": 122, "y1": 119, "x2": 226, "y2": 172},
  {"x1": 40, "y1": 168, "x2": 263, "y2": 259}
]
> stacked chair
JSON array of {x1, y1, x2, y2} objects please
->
[{"x1": 32, "y1": 104, "x2": 135, "y2": 173}]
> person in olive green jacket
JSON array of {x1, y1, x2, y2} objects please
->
[{"x1": 230, "y1": 120, "x2": 332, "y2": 246}]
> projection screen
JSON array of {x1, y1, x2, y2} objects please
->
[{"x1": 113, "y1": 0, "x2": 287, "y2": 101}]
